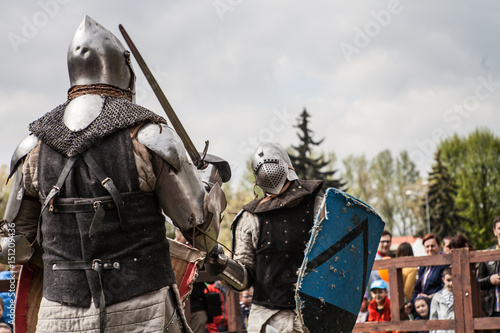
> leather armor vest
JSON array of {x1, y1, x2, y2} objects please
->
[
  {"x1": 242, "y1": 180, "x2": 323, "y2": 309},
  {"x1": 37, "y1": 121, "x2": 175, "y2": 308}
]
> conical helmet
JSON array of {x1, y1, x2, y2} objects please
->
[
  {"x1": 67, "y1": 16, "x2": 135, "y2": 91},
  {"x1": 251, "y1": 142, "x2": 298, "y2": 195}
]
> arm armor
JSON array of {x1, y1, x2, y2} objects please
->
[
  {"x1": 137, "y1": 123, "x2": 226, "y2": 253},
  {"x1": 205, "y1": 245, "x2": 252, "y2": 291},
  {"x1": 0, "y1": 135, "x2": 39, "y2": 264}
]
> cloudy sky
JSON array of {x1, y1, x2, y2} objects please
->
[{"x1": 1, "y1": 1, "x2": 499, "y2": 185}]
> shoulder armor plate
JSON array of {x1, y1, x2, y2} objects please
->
[
  {"x1": 136, "y1": 123, "x2": 186, "y2": 171},
  {"x1": 9, "y1": 134, "x2": 39, "y2": 178}
]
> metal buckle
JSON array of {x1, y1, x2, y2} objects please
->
[
  {"x1": 101, "y1": 177, "x2": 112, "y2": 186},
  {"x1": 93, "y1": 201, "x2": 102, "y2": 211},
  {"x1": 92, "y1": 259, "x2": 102, "y2": 271}
]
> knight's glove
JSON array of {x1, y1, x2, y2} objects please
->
[{"x1": 205, "y1": 244, "x2": 228, "y2": 276}]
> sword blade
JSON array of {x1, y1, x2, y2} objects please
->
[{"x1": 118, "y1": 24, "x2": 203, "y2": 168}]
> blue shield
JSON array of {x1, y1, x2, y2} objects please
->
[{"x1": 295, "y1": 188, "x2": 385, "y2": 333}]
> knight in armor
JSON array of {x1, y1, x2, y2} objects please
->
[
  {"x1": 0, "y1": 16, "x2": 228, "y2": 333},
  {"x1": 206, "y1": 143, "x2": 323, "y2": 333}
]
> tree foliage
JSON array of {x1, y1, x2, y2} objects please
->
[
  {"x1": 424, "y1": 149, "x2": 469, "y2": 240},
  {"x1": 438, "y1": 128, "x2": 500, "y2": 249},
  {"x1": 342, "y1": 150, "x2": 420, "y2": 235},
  {"x1": 288, "y1": 109, "x2": 345, "y2": 192}
]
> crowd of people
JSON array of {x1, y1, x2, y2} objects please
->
[{"x1": 355, "y1": 215, "x2": 500, "y2": 333}]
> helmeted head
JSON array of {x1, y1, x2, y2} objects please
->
[
  {"x1": 251, "y1": 142, "x2": 298, "y2": 195},
  {"x1": 67, "y1": 16, "x2": 135, "y2": 92}
]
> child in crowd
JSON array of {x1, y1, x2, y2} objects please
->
[
  {"x1": 356, "y1": 292, "x2": 370, "y2": 323},
  {"x1": 412, "y1": 296, "x2": 430, "y2": 333},
  {"x1": 368, "y1": 279, "x2": 392, "y2": 333},
  {"x1": 430, "y1": 266, "x2": 455, "y2": 333}
]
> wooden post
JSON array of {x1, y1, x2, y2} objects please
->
[
  {"x1": 459, "y1": 248, "x2": 475, "y2": 333},
  {"x1": 452, "y1": 249, "x2": 465, "y2": 333},
  {"x1": 226, "y1": 288, "x2": 243, "y2": 332}
]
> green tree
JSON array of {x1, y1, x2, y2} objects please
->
[
  {"x1": 438, "y1": 128, "x2": 500, "y2": 249},
  {"x1": 342, "y1": 154, "x2": 373, "y2": 203},
  {"x1": 343, "y1": 150, "x2": 420, "y2": 235},
  {"x1": 425, "y1": 149, "x2": 468, "y2": 240},
  {"x1": 288, "y1": 108, "x2": 345, "y2": 192}
]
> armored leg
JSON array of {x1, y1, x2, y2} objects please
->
[{"x1": 164, "y1": 285, "x2": 191, "y2": 333}]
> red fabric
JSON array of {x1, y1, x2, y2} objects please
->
[
  {"x1": 367, "y1": 296, "x2": 393, "y2": 333},
  {"x1": 377, "y1": 251, "x2": 390, "y2": 258},
  {"x1": 178, "y1": 262, "x2": 197, "y2": 300},
  {"x1": 205, "y1": 283, "x2": 227, "y2": 333},
  {"x1": 14, "y1": 264, "x2": 37, "y2": 333}
]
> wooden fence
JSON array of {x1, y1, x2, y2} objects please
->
[
  {"x1": 195, "y1": 248, "x2": 500, "y2": 333},
  {"x1": 3, "y1": 248, "x2": 499, "y2": 332},
  {"x1": 354, "y1": 248, "x2": 499, "y2": 333}
]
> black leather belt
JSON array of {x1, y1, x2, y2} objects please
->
[
  {"x1": 52, "y1": 259, "x2": 121, "y2": 272},
  {"x1": 51, "y1": 200, "x2": 116, "y2": 214}
]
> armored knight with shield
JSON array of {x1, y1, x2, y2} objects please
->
[
  {"x1": 206, "y1": 143, "x2": 323, "y2": 333},
  {"x1": 0, "y1": 16, "x2": 228, "y2": 333}
]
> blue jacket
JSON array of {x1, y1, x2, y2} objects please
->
[{"x1": 410, "y1": 265, "x2": 446, "y2": 305}]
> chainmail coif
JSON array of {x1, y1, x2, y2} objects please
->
[{"x1": 29, "y1": 96, "x2": 166, "y2": 156}]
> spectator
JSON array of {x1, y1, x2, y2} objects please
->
[
  {"x1": 429, "y1": 266, "x2": 455, "y2": 333},
  {"x1": 0, "y1": 268, "x2": 15, "y2": 328},
  {"x1": 206, "y1": 281, "x2": 228, "y2": 332},
  {"x1": 367, "y1": 230, "x2": 393, "y2": 295},
  {"x1": 240, "y1": 287, "x2": 253, "y2": 330},
  {"x1": 405, "y1": 234, "x2": 446, "y2": 316},
  {"x1": 397, "y1": 242, "x2": 418, "y2": 303},
  {"x1": 368, "y1": 279, "x2": 392, "y2": 333},
  {"x1": 0, "y1": 323, "x2": 11, "y2": 333},
  {"x1": 442, "y1": 236, "x2": 453, "y2": 255},
  {"x1": 477, "y1": 216, "x2": 500, "y2": 333},
  {"x1": 414, "y1": 295, "x2": 430, "y2": 321},
  {"x1": 410, "y1": 296, "x2": 430, "y2": 333},
  {"x1": 356, "y1": 292, "x2": 370, "y2": 323},
  {"x1": 449, "y1": 233, "x2": 475, "y2": 251}
]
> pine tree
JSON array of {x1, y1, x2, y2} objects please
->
[
  {"x1": 425, "y1": 149, "x2": 468, "y2": 239},
  {"x1": 288, "y1": 108, "x2": 345, "y2": 191}
]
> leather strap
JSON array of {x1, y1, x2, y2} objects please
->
[
  {"x1": 51, "y1": 200, "x2": 116, "y2": 213},
  {"x1": 52, "y1": 258, "x2": 121, "y2": 333},
  {"x1": 37, "y1": 156, "x2": 77, "y2": 245},
  {"x1": 81, "y1": 151, "x2": 128, "y2": 232},
  {"x1": 52, "y1": 259, "x2": 120, "y2": 271}
]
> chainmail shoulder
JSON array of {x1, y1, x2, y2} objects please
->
[{"x1": 29, "y1": 97, "x2": 166, "y2": 156}]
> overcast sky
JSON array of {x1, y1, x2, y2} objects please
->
[{"x1": 1, "y1": 1, "x2": 499, "y2": 185}]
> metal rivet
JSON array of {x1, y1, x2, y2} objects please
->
[
  {"x1": 134, "y1": 258, "x2": 138, "y2": 261},
  {"x1": 52, "y1": 264, "x2": 57, "y2": 269},
  {"x1": 113, "y1": 262, "x2": 120, "y2": 269},
  {"x1": 103, "y1": 263, "x2": 109, "y2": 269}
]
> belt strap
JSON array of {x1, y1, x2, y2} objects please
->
[
  {"x1": 51, "y1": 200, "x2": 116, "y2": 214},
  {"x1": 37, "y1": 156, "x2": 77, "y2": 245},
  {"x1": 81, "y1": 151, "x2": 129, "y2": 232},
  {"x1": 52, "y1": 259, "x2": 121, "y2": 333},
  {"x1": 52, "y1": 259, "x2": 121, "y2": 271}
]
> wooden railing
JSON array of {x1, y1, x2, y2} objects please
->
[
  {"x1": 353, "y1": 248, "x2": 500, "y2": 333},
  {"x1": 194, "y1": 248, "x2": 500, "y2": 333},
  {"x1": 3, "y1": 248, "x2": 498, "y2": 332}
]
